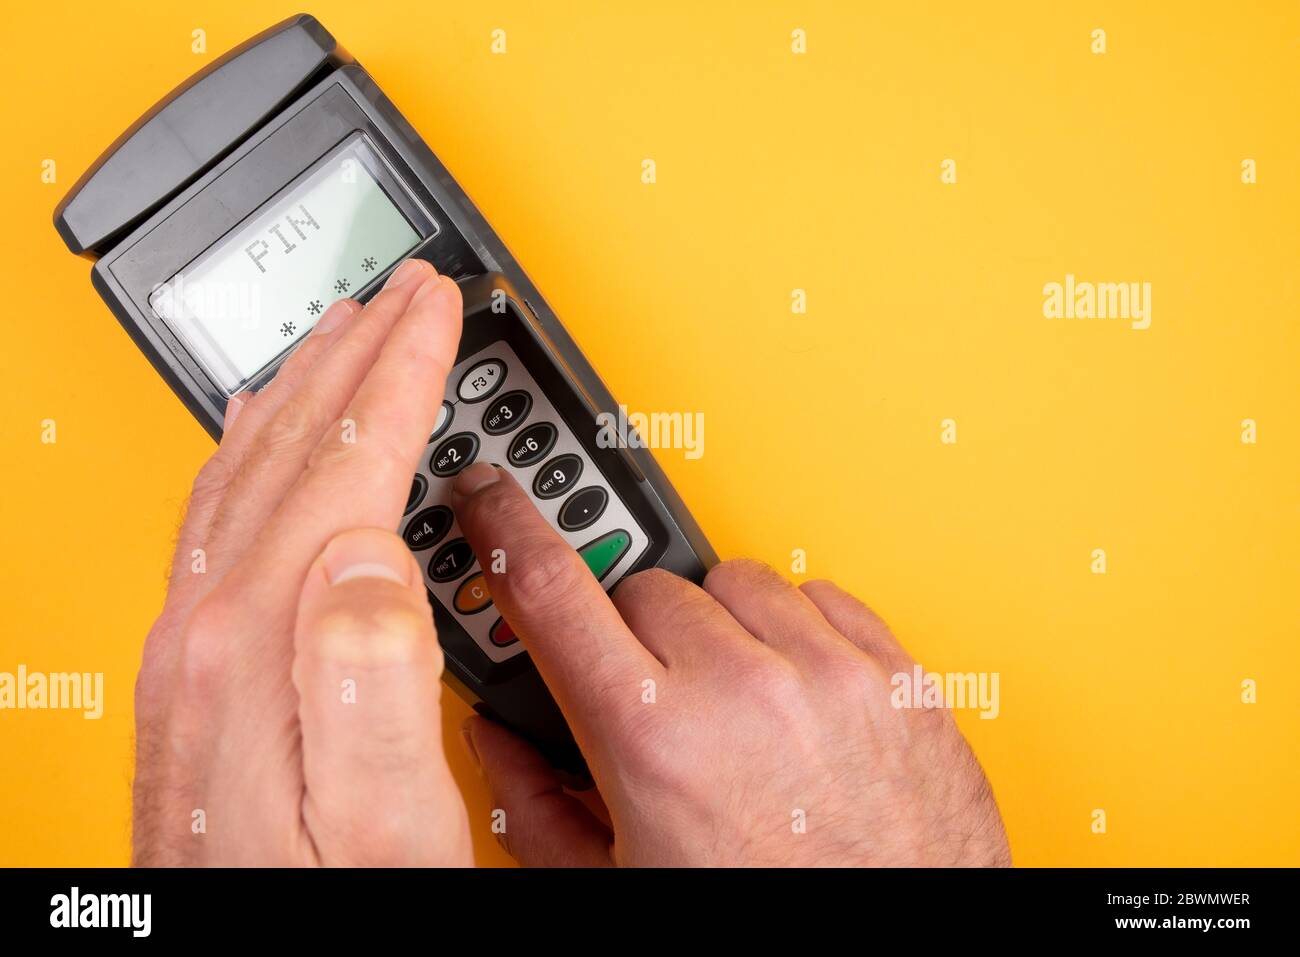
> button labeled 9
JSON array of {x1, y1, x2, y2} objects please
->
[{"x1": 533, "y1": 453, "x2": 583, "y2": 499}]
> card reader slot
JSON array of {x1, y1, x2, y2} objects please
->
[{"x1": 54, "y1": 15, "x2": 346, "y2": 258}]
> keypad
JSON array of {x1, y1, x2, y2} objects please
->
[{"x1": 401, "y1": 341, "x2": 650, "y2": 663}]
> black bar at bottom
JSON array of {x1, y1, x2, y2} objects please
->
[{"x1": 0, "y1": 867, "x2": 1280, "y2": 942}]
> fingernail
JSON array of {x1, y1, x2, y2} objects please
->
[
  {"x1": 222, "y1": 393, "x2": 248, "y2": 434},
  {"x1": 310, "y1": 299, "x2": 359, "y2": 336},
  {"x1": 453, "y1": 462, "x2": 501, "y2": 498},
  {"x1": 383, "y1": 258, "x2": 430, "y2": 289},
  {"x1": 322, "y1": 529, "x2": 412, "y2": 586},
  {"x1": 461, "y1": 721, "x2": 480, "y2": 767},
  {"x1": 411, "y1": 273, "x2": 457, "y2": 304}
]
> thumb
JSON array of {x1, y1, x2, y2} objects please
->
[
  {"x1": 294, "y1": 527, "x2": 471, "y2": 866},
  {"x1": 464, "y1": 715, "x2": 613, "y2": 867}
]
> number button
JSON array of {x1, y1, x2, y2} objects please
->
[
  {"x1": 533, "y1": 454, "x2": 583, "y2": 499},
  {"x1": 481, "y1": 390, "x2": 532, "y2": 436},
  {"x1": 405, "y1": 473, "x2": 428, "y2": 515},
  {"x1": 453, "y1": 572, "x2": 493, "y2": 614},
  {"x1": 507, "y1": 422, "x2": 557, "y2": 468},
  {"x1": 558, "y1": 486, "x2": 608, "y2": 532},
  {"x1": 429, "y1": 538, "x2": 474, "y2": 583},
  {"x1": 429, "y1": 401, "x2": 454, "y2": 442},
  {"x1": 402, "y1": 506, "x2": 453, "y2": 551},
  {"x1": 431, "y1": 432, "x2": 480, "y2": 477},
  {"x1": 456, "y1": 359, "x2": 505, "y2": 403}
]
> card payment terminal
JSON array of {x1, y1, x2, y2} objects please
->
[{"x1": 53, "y1": 14, "x2": 715, "y2": 777}]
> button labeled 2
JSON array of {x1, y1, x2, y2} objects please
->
[{"x1": 431, "y1": 432, "x2": 479, "y2": 476}]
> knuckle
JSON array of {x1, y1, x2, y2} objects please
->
[
  {"x1": 741, "y1": 658, "x2": 813, "y2": 722},
  {"x1": 503, "y1": 538, "x2": 588, "y2": 606},
  {"x1": 319, "y1": 802, "x2": 413, "y2": 865},
  {"x1": 704, "y1": 558, "x2": 783, "y2": 595},
  {"x1": 189, "y1": 452, "x2": 235, "y2": 504},
  {"x1": 802, "y1": 578, "x2": 893, "y2": 633},
  {"x1": 609, "y1": 705, "x2": 673, "y2": 773},
  {"x1": 258, "y1": 401, "x2": 320, "y2": 464},
  {"x1": 824, "y1": 651, "x2": 887, "y2": 703},
  {"x1": 614, "y1": 567, "x2": 692, "y2": 610},
  {"x1": 134, "y1": 625, "x2": 172, "y2": 716},
  {"x1": 655, "y1": 586, "x2": 722, "y2": 640},
  {"x1": 176, "y1": 598, "x2": 232, "y2": 698},
  {"x1": 798, "y1": 578, "x2": 839, "y2": 600}
]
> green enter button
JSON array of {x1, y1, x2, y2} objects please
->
[{"x1": 578, "y1": 529, "x2": 632, "y2": 581}]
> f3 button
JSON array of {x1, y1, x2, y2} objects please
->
[{"x1": 453, "y1": 572, "x2": 493, "y2": 615}]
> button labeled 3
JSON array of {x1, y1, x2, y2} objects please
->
[{"x1": 481, "y1": 390, "x2": 531, "y2": 435}]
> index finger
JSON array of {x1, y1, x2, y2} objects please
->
[
  {"x1": 267, "y1": 271, "x2": 463, "y2": 537},
  {"x1": 449, "y1": 463, "x2": 662, "y2": 740}
]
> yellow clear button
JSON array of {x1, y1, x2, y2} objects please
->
[{"x1": 453, "y1": 572, "x2": 493, "y2": 615}]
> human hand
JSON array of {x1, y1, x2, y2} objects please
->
[
  {"x1": 453, "y1": 465, "x2": 1010, "y2": 866},
  {"x1": 133, "y1": 259, "x2": 472, "y2": 866}
]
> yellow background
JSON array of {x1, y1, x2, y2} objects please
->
[{"x1": 1, "y1": 1, "x2": 1297, "y2": 867}]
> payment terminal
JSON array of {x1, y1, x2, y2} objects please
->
[{"x1": 54, "y1": 14, "x2": 715, "y2": 777}]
